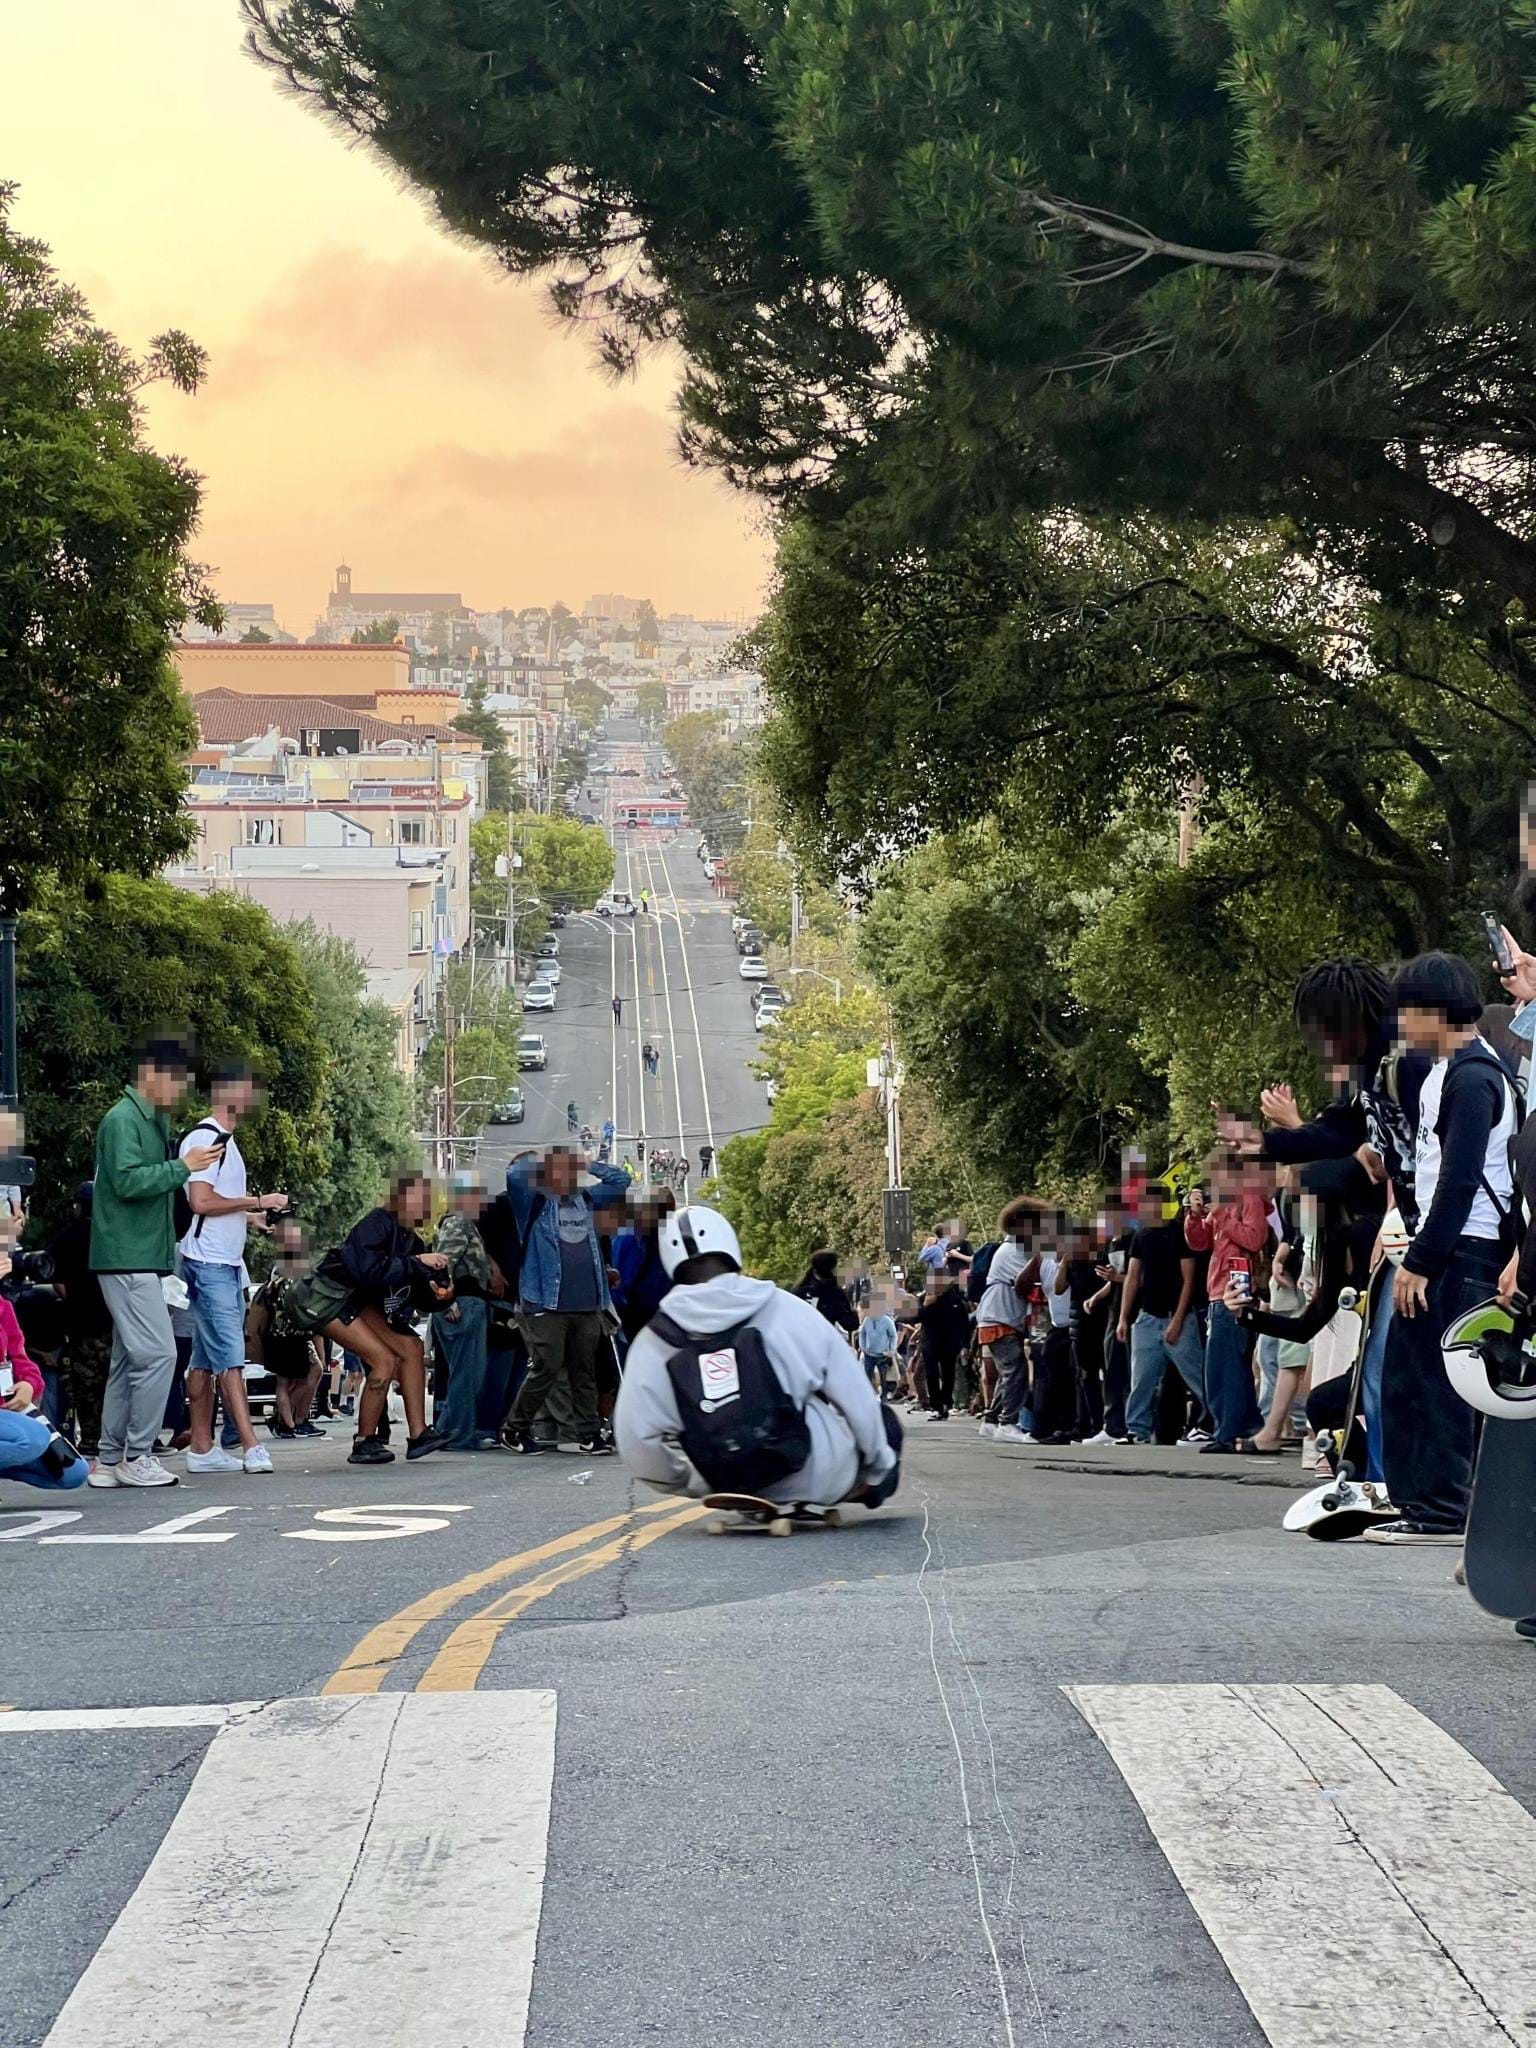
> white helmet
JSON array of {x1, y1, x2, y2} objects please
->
[
  {"x1": 1442, "y1": 1297, "x2": 1536, "y2": 1420},
  {"x1": 658, "y1": 1204, "x2": 742, "y2": 1277}
]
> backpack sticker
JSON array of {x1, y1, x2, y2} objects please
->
[{"x1": 698, "y1": 1346, "x2": 741, "y2": 1413}]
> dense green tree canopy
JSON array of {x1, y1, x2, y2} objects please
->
[
  {"x1": 248, "y1": 0, "x2": 1536, "y2": 631},
  {"x1": 0, "y1": 185, "x2": 215, "y2": 914}
]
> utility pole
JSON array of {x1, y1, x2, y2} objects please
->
[
  {"x1": 873, "y1": 1020, "x2": 910, "y2": 1265},
  {"x1": 442, "y1": 992, "x2": 456, "y2": 1175},
  {"x1": 790, "y1": 880, "x2": 801, "y2": 974}
]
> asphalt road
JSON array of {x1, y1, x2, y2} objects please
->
[
  {"x1": 7, "y1": 728, "x2": 1536, "y2": 2045},
  {"x1": 480, "y1": 724, "x2": 769, "y2": 1191}
]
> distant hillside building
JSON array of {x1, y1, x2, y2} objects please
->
[
  {"x1": 180, "y1": 601, "x2": 296, "y2": 646},
  {"x1": 319, "y1": 563, "x2": 471, "y2": 645}
]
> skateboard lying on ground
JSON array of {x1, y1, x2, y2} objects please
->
[
  {"x1": 701, "y1": 1492, "x2": 843, "y2": 1537},
  {"x1": 1464, "y1": 1419, "x2": 1536, "y2": 1619}
]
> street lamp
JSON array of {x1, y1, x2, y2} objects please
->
[{"x1": 787, "y1": 965, "x2": 842, "y2": 1005}]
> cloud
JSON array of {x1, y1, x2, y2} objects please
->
[{"x1": 204, "y1": 246, "x2": 600, "y2": 402}]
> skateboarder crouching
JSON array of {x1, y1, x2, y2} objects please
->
[{"x1": 613, "y1": 1206, "x2": 901, "y2": 1508}]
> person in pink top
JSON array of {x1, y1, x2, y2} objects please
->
[
  {"x1": 1, "y1": 1276, "x2": 87, "y2": 1491},
  {"x1": 1198, "y1": 1147, "x2": 1273, "y2": 1452}
]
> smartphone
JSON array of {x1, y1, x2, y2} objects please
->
[
  {"x1": 0, "y1": 1361, "x2": 13, "y2": 1400},
  {"x1": 1482, "y1": 912, "x2": 1516, "y2": 976}
]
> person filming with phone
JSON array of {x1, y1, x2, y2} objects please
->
[{"x1": 178, "y1": 1061, "x2": 289, "y2": 1477}]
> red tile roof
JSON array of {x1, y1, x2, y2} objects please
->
[{"x1": 191, "y1": 690, "x2": 470, "y2": 749}]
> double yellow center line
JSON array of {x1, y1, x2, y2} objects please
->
[{"x1": 323, "y1": 1498, "x2": 706, "y2": 1696}]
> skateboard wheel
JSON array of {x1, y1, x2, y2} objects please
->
[
  {"x1": 822, "y1": 1509, "x2": 842, "y2": 1529},
  {"x1": 707, "y1": 1517, "x2": 729, "y2": 1535},
  {"x1": 768, "y1": 1517, "x2": 793, "y2": 1537},
  {"x1": 1321, "y1": 1494, "x2": 1339, "y2": 1512}
]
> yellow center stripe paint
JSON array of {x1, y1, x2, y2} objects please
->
[
  {"x1": 321, "y1": 1500, "x2": 688, "y2": 1696},
  {"x1": 416, "y1": 1503, "x2": 708, "y2": 1693}
]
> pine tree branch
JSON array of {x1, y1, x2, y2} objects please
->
[{"x1": 999, "y1": 182, "x2": 1322, "y2": 282}]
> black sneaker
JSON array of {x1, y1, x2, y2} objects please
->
[
  {"x1": 348, "y1": 1435, "x2": 395, "y2": 1465},
  {"x1": 340, "y1": 1396, "x2": 356, "y2": 1417},
  {"x1": 577, "y1": 1436, "x2": 617, "y2": 1457},
  {"x1": 406, "y1": 1427, "x2": 446, "y2": 1460},
  {"x1": 294, "y1": 1420, "x2": 326, "y2": 1438},
  {"x1": 1515, "y1": 1616, "x2": 1536, "y2": 1642},
  {"x1": 268, "y1": 1420, "x2": 298, "y2": 1440},
  {"x1": 512, "y1": 1432, "x2": 557, "y2": 1455}
]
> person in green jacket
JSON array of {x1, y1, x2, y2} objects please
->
[{"x1": 87, "y1": 1039, "x2": 221, "y2": 1489}]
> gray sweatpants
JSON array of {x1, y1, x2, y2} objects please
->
[{"x1": 98, "y1": 1272, "x2": 177, "y2": 1465}]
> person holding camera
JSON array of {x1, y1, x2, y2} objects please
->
[
  {"x1": 307, "y1": 1174, "x2": 451, "y2": 1466},
  {"x1": 178, "y1": 1062, "x2": 291, "y2": 1475},
  {"x1": 88, "y1": 1039, "x2": 221, "y2": 1489}
]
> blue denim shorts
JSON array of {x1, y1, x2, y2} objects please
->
[{"x1": 184, "y1": 1259, "x2": 247, "y2": 1376}]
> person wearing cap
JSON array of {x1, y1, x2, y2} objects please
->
[
  {"x1": 613, "y1": 1206, "x2": 901, "y2": 1508},
  {"x1": 87, "y1": 1039, "x2": 223, "y2": 1489},
  {"x1": 1366, "y1": 951, "x2": 1521, "y2": 1544},
  {"x1": 431, "y1": 1170, "x2": 506, "y2": 1450},
  {"x1": 503, "y1": 1145, "x2": 631, "y2": 1455}
]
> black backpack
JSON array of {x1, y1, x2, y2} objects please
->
[
  {"x1": 171, "y1": 1120, "x2": 225, "y2": 1246},
  {"x1": 965, "y1": 1241, "x2": 999, "y2": 1304},
  {"x1": 649, "y1": 1307, "x2": 812, "y2": 1493}
]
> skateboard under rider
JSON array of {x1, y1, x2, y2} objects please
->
[
  {"x1": 1442, "y1": 1297, "x2": 1536, "y2": 1619},
  {"x1": 701, "y1": 1492, "x2": 844, "y2": 1537}
]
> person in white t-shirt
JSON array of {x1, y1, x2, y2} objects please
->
[{"x1": 180, "y1": 1063, "x2": 289, "y2": 1475}]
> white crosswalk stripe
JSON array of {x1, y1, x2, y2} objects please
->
[
  {"x1": 1068, "y1": 1681, "x2": 1536, "y2": 2048},
  {"x1": 40, "y1": 1690, "x2": 557, "y2": 2048}
]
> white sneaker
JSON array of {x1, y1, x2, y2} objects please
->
[
  {"x1": 116, "y1": 1454, "x2": 179, "y2": 1488},
  {"x1": 994, "y1": 1425, "x2": 1035, "y2": 1445},
  {"x1": 243, "y1": 1445, "x2": 274, "y2": 1474},
  {"x1": 1085, "y1": 1429, "x2": 1115, "y2": 1445},
  {"x1": 186, "y1": 1446, "x2": 242, "y2": 1473},
  {"x1": 977, "y1": 1422, "x2": 998, "y2": 1440},
  {"x1": 87, "y1": 1461, "x2": 121, "y2": 1488}
]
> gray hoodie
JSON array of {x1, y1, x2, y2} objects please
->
[{"x1": 614, "y1": 1270, "x2": 897, "y2": 1505}]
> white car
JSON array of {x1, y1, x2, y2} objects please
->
[
  {"x1": 755, "y1": 1005, "x2": 780, "y2": 1029},
  {"x1": 739, "y1": 955, "x2": 768, "y2": 980},
  {"x1": 517, "y1": 1033, "x2": 547, "y2": 1070},
  {"x1": 524, "y1": 979, "x2": 557, "y2": 1011},
  {"x1": 596, "y1": 892, "x2": 637, "y2": 918},
  {"x1": 536, "y1": 956, "x2": 562, "y2": 985},
  {"x1": 731, "y1": 913, "x2": 751, "y2": 934}
]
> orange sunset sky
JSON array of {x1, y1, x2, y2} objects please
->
[{"x1": 3, "y1": 1, "x2": 772, "y2": 635}]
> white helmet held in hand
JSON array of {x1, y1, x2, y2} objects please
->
[
  {"x1": 658, "y1": 1204, "x2": 742, "y2": 1278},
  {"x1": 1442, "y1": 1297, "x2": 1536, "y2": 1420}
]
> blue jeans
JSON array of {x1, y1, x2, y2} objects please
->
[
  {"x1": 1204, "y1": 1301, "x2": 1264, "y2": 1443},
  {"x1": 1381, "y1": 1238, "x2": 1505, "y2": 1531},
  {"x1": 432, "y1": 1298, "x2": 489, "y2": 1448},
  {"x1": 0, "y1": 1410, "x2": 87, "y2": 1490},
  {"x1": 1127, "y1": 1311, "x2": 1204, "y2": 1441},
  {"x1": 184, "y1": 1260, "x2": 246, "y2": 1376},
  {"x1": 1359, "y1": 1278, "x2": 1393, "y2": 1484},
  {"x1": 1257, "y1": 1335, "x2": 1280, "y2": 1418}
]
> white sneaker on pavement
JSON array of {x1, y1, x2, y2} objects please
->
[
  {"x1": 243, "y1": 1445, "x2": 274, "y2": 1474},
  {"x1": 1085, "y1": 1429, "x2": 1115, "y2": 1445},
  {"x1": 978, "y1": 1422, "x2": 998, "y2": 1440},
  {"x1": 86, "y1": 1461, "x2": 121, "y2": 1488},
  {"x1": 116, "y1": 1455, "x2": 179, "y2": 1488},
  {"x1": 186, "y1": 1447, "x2": 242, "y2": 1474},
  {"x1": 994, "y1": 1425, "x2": 1035, "y2": 1445}
]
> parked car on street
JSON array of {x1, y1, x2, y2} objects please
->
[
  {"x1": 536, "y1": 957, "x2": 563, "y2": 985},
  {"x1": 751, "y1": 983, "x2": 784, "y2": 1012},
  {"x1": 524, "y1": 978, "x2": 557, "y2": 1011},
  {"x1": 517, "y1": 1033, "x2": 548, "y2": 1070},
  {"x1": 736, "y1": 926, "x2": 766, "y2": 954},
  {"x1": 492, "y1": 1087, "x2": 526, "y2": 1123},
  {"x1": 739, "y1": 956, "x2": 769, "y2": 981}
]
